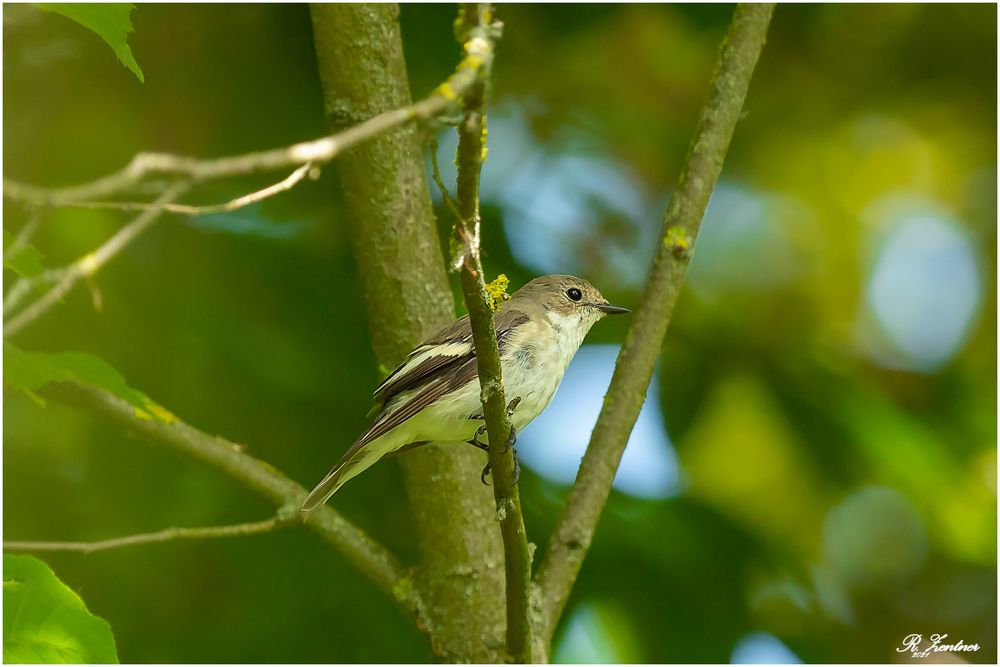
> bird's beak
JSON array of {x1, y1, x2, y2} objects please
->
[{"x1": 596, "y1": 302, "x2": 630, "y2": 315}]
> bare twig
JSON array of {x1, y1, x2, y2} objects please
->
[
  {"x1": 449, "y1": 5, "x2": 533, "y2": 663},
  {"x1": 3, "y1": 166, "x2": 308, "y2": 334},
  {"x1": 428, "y1": 136, "x2": 463, "y2": 224},
  {"x1": 62, "y1": 163, "x2": 314, "y2": 217},
  {"x1": 533, "y1": 4, "x2": 775, "y2": 647},
  {"x1": 3, "y1": 29, "x2": 495, "y2": 208},
  {"x1": 2, "y1": 19, "x2": 500, "y2": 339},
  {"x1": 3, "y1": 268, "x2": 61, "y2": 319},
  {"x1": 4, "y1": 182, "x2": 190, "y2": 337},
  {"x1": 4, "y1": 211, "x2": 44, "y2": 261},
  {"x1": 40, "y1": 380, "x2": 426, "y2": 627},
  {"x1": 5, "y1": 515, "x2": 290, "y2": 555}
]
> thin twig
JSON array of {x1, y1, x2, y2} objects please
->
[
  {"x1": 4, "y1": 516, "x2": 289, "y2": 555},
  {"x1": 4, "y1": 211, "x2": 44, "y2": 261},
  {"x1": 450, "y1": 5, "x2": 533, "y2": 663},
  {"x1": 532, "y1": 3, "x2": 775, "y2": 648},
  {"x1": 3, "y1": 31, "x2": 494, "y2": 207},
  {"x1": 428, "y1": 137, "x2": 462, "y2": 224},
  {"x1": 5, "y1": 158, "x2": 277, "y2": 317},
  {"x1": 2, "y1": 22, "x2": 497, "y2": 337},
  {"x1": 40, "y1": 380, "x2": 426, "y2": 627},
  {"x1": 4, "y1": 182, "x2": 190, "y2": 337},
  {"x1": 3, "y1": 268, "x2": 63, "y2": 319},
  {"x1": 62, "y1": 163, "x2": 314, "y2": 217}
]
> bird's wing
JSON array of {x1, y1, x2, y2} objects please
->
[
  {"x1": 300, "y1": 307, "x2": 531, "y2": 513},
  {"x1": 359, "y1": 307, "x2": 531, "y2": 448},
  {"x1": 371, "y1": 307, "x2": 530, "y2": 408},
  {"x1": 371, "y1": 314, "x2": 474, "y2": 407}
]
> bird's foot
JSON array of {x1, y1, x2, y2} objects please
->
[
  {"x1": 479, "y1": 428, "x2": 520, "y2": 487},
  {"x1": 480, "y1": 446, "x2": 520, "y2": 486},
  {"x1": 471, "y1": 396, "x2": 522, "y2": 486},
  {"x1": 467, "y1": 424, "x2": 489, "y2": 452},
  {"x1": 500, "y1": 396, "x2": 520, "y2": 453}
]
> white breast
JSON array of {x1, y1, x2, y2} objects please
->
[
  {"x1": 384, "y1": 309, "x2": 599, "y2": 447},
  {"x1": 500, "y1": 311, "x2": 596, "y2": 430}
]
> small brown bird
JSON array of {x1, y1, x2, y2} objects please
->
[{"x1": 301, "y1": 274, "x2": 628, "y2": 514}]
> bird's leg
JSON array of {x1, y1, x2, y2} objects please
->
[
  {"x1": 469, "y1": 396, "x2": 523, "y2": 486},
  {"x1": 502, "y1": 396, "x2": 521, "y2": 457},
  {"x1": 504, "y1": 396, "x2": 522, "y2": 483},
  {"x1": 480, "y1": 434, "x2": 520, "y2": 486}
]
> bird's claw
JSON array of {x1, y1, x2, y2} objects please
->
[
  {"x1": 473, "y1": 396, "x2": 522, "y2": 486},
  {"x1": 469, "y1": 423, "x2": 489, "y2": 451},
  {"x1": 479, "y1": 441, "x2": 520, "y2": 487}
]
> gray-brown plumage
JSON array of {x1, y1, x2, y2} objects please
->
[{"x1": 301, "y1": 275, "x2": 628, "y2": 513}]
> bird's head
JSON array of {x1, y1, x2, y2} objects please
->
[{"x1": 507, "y1": 275, "x2": 629, "y2": 329}]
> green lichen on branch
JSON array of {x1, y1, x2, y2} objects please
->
[
  {"x1": 664, "y1": 225, "x2": 692, "y2": 258},
  {"x1": 485, "y1": 273, "x2": 511, "y2": 311}
]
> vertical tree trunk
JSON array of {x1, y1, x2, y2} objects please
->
[{"x1": 309, "y1": 4, "x2": 506, "y2": 661}]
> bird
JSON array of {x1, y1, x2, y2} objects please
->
[{"x1": 300, "y1": 274, "x2": 629, "y2": 514}]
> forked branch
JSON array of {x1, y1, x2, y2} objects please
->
[
  {"x1": 3, "y1": 23, "x2": 494, "y2": 208},
  {"x1": 3, "y1": 14, "x2": 504, "y2": 339}
]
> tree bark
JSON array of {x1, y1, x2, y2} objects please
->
[{"x1": 309, "y1": 4, "x2": 506, "y2": 661}]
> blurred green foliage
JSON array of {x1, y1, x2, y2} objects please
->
[{"x1": 3, "y1": 4, "x2": 996, "y2": 663}]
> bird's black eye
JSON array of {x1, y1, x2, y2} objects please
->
[{"x1": 566, "y1": 288, "x2": 583, "y2": 302}]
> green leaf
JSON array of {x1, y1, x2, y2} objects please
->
[
  {"x1": 3, "y1": 555, "x2": 118, "y2": 663},
  {"x1": 3, "y1": 230, "x2": 46, "y2": 279},
  {"x1": 3, "y1": 342, "x2": 176, "y2": 422},
  {"x1": 37, "y1": 4, "x2": 144, "y2": 83}
]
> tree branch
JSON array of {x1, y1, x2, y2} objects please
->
[
  {"x1": 429, "y1": 137, "x2": 463, "y2": 228},
  {"x1": 450, "y1": 5, "x2": 533, "y2": 663},
  {"x1": 4, "y1": 516, "x2": 290, "y2": 555},
  {"x1": 3, "y1": 182, "x2": 190, "y2": 337},
  {"x1": 59, "y1": 163, "x2": 314, "y2": 217},
  {"x1": 308, "y1": 4, "x2": 506, "y2": 660},
  {"x1": 2, "y1": 2, "x2": 507, "y2": 344},
  {"x1": 41, "y1": 381, "x2": 426, "y2": 630},
  {"x1": 4, "y1": 211, "x2": 44, "y2": 262},
  {"x1": 533, "y1": 2, "x2": 775, "y2": 646},
  {"x1": 2, "y1": 23, "x2": 495, "y2": 208}
]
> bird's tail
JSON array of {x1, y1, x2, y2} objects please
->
[{"x1": 300, "y1": 443, "x2": 383, "y2": 516}]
